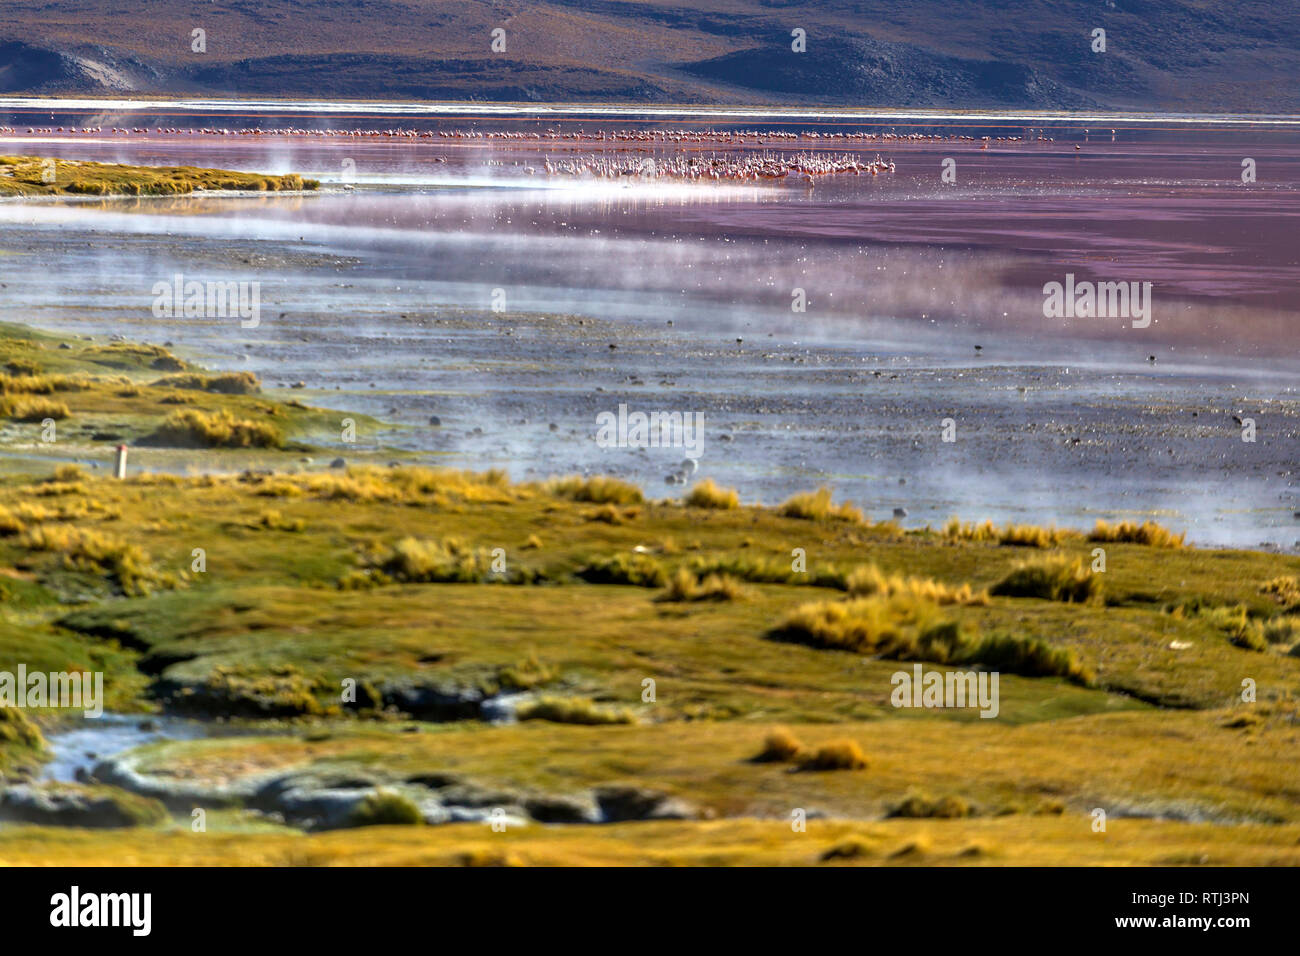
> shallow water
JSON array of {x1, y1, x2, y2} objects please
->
[
  {"x1": 0, "y1": 111, "x2": 1297, "y2": 547},
  {"x1": 39, "y1": 714, "x2": 213, "y2": 784}
]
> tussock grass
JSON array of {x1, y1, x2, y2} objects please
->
[
  {"x1": 655, "y1": 568, "x2": 746, "y2": 603},
  {"x1": 769, "y1": 594, "x2": 961, "y2": 658},
  {"x1": 998, "y1": 524, "x2": 1076, "y2": 548},
  {"x1": 991, "y1": 555, "x2": 1101, "y2": 603},
  {"x1": 378, "y1": 537, "x2": 498, "y2": 584},
  {"x1": 797, "y1": 739, "x2": 868, "y2": 771},
  {"x1": 944, "y1": 517, "x2": 1078, "y2": 548},
  {"x1": 887, "y1": 791, "x2": 974, "y2": 819},
  {"x1": 257, "y1": 510, "x2": 306, "y2": 533},
  {"x1": 4, "y1": 358, "x2": 40, "y2": 376},
  {"x1": 515, "y1": 696, "x2": 635, "y2": 725},
  {"x1": 1261, "y1": 616, "x2": 1300, "y2": 647},
  {"x1": 547, "y1": 475, "x2": 644, "y2": 505},
  {"x1": 148, "y1": 409, "x2": 283, "y2": 449},
  {"x1": 275, "y1": 466, "x2": 514, "y2": 506},
  {"x1": 587, "y1": 503, "x2": 639, "y2": 524},
  {"x1": 688, "y1": 554, "x2": 796, "y2": 585},
  {"x1": 7, "y1": 397, "x2": 69, "y2": 422},
  {"x1": 684, "y1": 479, "x2": 740, "y2": 509},
  {"x1": 1088, "y1": 519, "x2": 1185, "y2": 548},
  {"x1": 152, "y1": 371, "x2": 261, "y2": 394},
  {"x1": 1200, "y1": 605, "x2": 1269, "y2": 651},
  {"x1": 183, "y1": 664, "x2": 327, "y2": 717},
  {"x1": 843, "y1": 563, "x2": 989, "y2": 606},
  {"x1": 752, "y1": 727, "x2": 806, "y2": 763},
  {"x1": 14, "y1": 498, "x2": 117, "y2": 523},
  {"x1": 1261, "y1": 576, "x2": 1300, "y2": 612},
  {"x1": 770, "y1": 594, "x2": 1093, "y2": 683},
  {"x1": 0, "y1": 504, "x2": 25, "y2": 536},
  {"x1": 577, "y1": 553, "x2": 668, "y2": 588},
  {"x1": 0, "y1": 372, "x2": 93, "y2": 395},
  {"x1": 943, "y1": 518, "x2": 998, "y2": 543},
  {"x1": 967, "y1": 633, "x2": 1093, "y2": 682},
  {"x1": 777, "y1": 487, "x2": 866, "y2": 524},
  {"x1": 18, "y1": 524, "x2": 173, "y2": 596},
  {"x1": 495, "y1": 655, "x2": 557, "y2": 692}
]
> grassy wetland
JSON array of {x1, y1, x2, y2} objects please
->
[
  {"x1": 0, "y1": 321, "x2": 1297, "y2": 866},
  {"x1": 0, "y1": 156, "x2": 317, "y2": 197}
]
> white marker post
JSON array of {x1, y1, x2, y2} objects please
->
[{"x1": 114, "y1": 444, "x2": 128, "y2": 479}]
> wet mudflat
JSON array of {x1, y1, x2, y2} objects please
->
[{"x1": 0, "y1": 122, "x2": 1296, "y2": 548}]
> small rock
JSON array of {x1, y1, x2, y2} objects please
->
[
  {"x1": 429, "y1": 415, "x2": 441, "y2": 426},
  {"x1": 330, "y1": 457, "x2": 346, "y2": 469},
  {"x1": 893, "y1": 507, "x2": 909, "y2": 519}
]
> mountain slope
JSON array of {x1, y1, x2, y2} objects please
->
[{"x1": 0, "y1": 0, "x2": 1294, "y2": 111}]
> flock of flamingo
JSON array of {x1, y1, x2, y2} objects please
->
[
  {"x1": 534, "y1": 150, "x2": 896, "y2": 182},
  {"x1": 0, "y1": 123, "x2": 1062, "y2": 186},
  {"x1": 0, "y1": 125, "x2": 1038, "y2": 145}
]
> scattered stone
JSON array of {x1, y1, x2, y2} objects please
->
[
  {"x1": 594, "y1": 785, "x2": 697, "y2": 822},
  {"x1": 330, "y1": 457, "x2": 346, "y2": 468},
  {"x1": 523, "y1": 793, "x2": 602, "y2": 824}
]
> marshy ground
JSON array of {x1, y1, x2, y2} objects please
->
[
  {"x1": 0, "y1": 321, "x2": 1297, "y2": 865},
  {"x1": 0, "y1": 155, "x2": 317, "y2": 197}
]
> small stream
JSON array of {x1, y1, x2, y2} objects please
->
[{"x1": 39, "y1": 713, "x2": 217, "y2": 783}]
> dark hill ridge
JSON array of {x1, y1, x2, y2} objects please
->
[
  {"x1": 0, "y1": 0, "x2": 1294, "y2": 111},
  {"x1": 679, "y1": 35, "x2": 1102, "y2": 109}
]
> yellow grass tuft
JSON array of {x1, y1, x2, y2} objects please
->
[
  {"x1": 684, "y1": 479, "x2": 740, "y2": 509},
  {"x1": 18, "y1": 524, "x2": 173, "y2": 595},
  {"x1": 149, "y1": 409, "x2": 282, "y2": 448},
  {"x1": 777, "y1": 487, "x2": 866, "y2": 524},
  {"x1": 798, "y1": 739, "x2": 868, "y2": 771},
  {"x1": 752, "y1": 727, "x2": 806, "y2": 763},
  {"x1": 1260, "y1": 576, "x2": 1300, "y2": 612},
  {"x1": 843, "y1": 563, "x2": 989, "y2": 605},
  {"x1": 943, "y1": 517, "x2": 1078, "y2": 548},
  {"x1": 655, "y1": 567, "x2": 746, "y2": 603},
  {"x1": 546, "y1": 475, "x2": 644, "y2": 505},
  {"x1": 8, "y1": 397, "x2": 69, "y2": 422},
  {"x1": 991, "y1": 554, "x2": 1101, "y2": 603},
  {"x1": 1088, "y1": 519, "x2": 1185, "y2": 548}
]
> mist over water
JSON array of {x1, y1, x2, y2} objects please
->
[{"x1": 1, "y1": 114, "x2": 1297, "y2": 548}]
